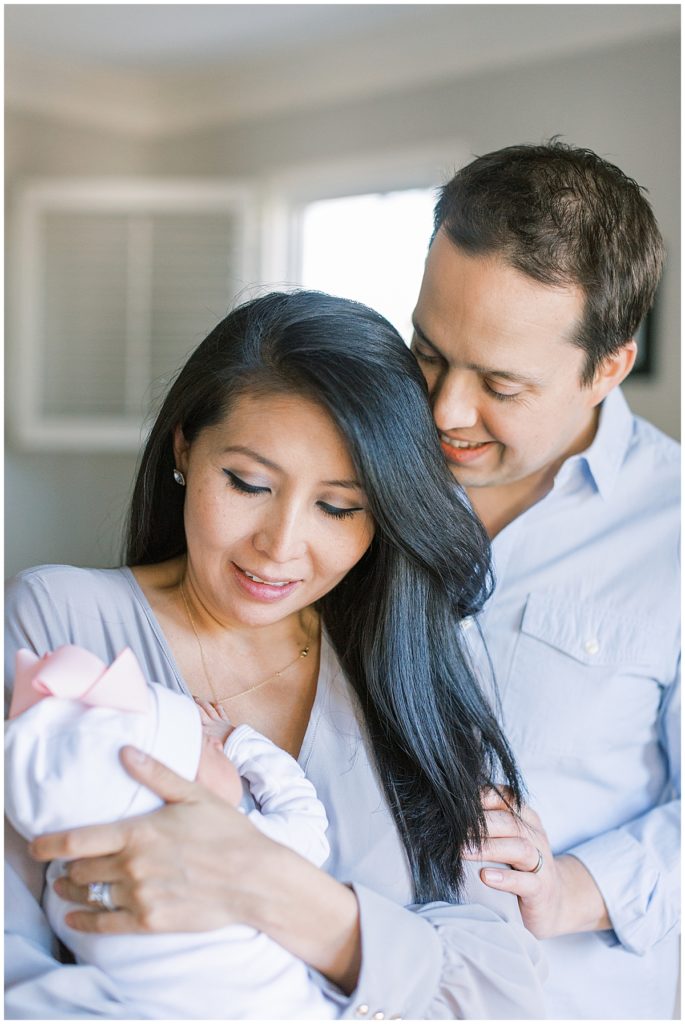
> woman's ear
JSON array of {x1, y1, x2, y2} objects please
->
[
  {"x1": 173, "y1": 425, "x2": 190, "y2": 475},
  {"x1": 589, "y1": 340, "x2": 637, "y2": 407}
]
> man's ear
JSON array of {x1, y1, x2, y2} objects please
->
[
  {"x1": 173, "y1": 424, "x2": 190, "y2": 475},
  {"x1": 589, "y1": 341, "x2": 637, "y2": 406}
]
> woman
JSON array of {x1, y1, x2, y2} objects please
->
[{"x1": 5, "y1": 291, "x2": 545, "y2": 1018}]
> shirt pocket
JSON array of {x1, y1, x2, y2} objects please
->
[{"x1": 503, "y1": 589, "x2": 667, "y2": 757}]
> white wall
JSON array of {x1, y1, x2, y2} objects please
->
[{"x1": 5, "y1": 32, "x2": 680, "y2": 578}]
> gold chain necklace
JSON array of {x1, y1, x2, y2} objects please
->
[{"x1": 179, "y1": 578, "x2": 311, "y2": 705}]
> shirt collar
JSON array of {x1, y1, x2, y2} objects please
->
[{"x1": 559, "y1": 387, "x2": 634, "y2": 500}]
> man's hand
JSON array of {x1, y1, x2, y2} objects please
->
[{"x1": 465, "y1": 787, "x2": 610, "y2": 938}]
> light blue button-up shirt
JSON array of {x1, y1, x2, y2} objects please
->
[{"x1": 464, "y1": 387, "x2": 680, "y2": 1019}]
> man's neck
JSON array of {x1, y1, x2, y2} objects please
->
[
  {"x1": 468, "y1": 407, "x2": 601, "y2": 539},
  {"x1": 467, "y1": 472, "x2": 554, "y2": 539}
]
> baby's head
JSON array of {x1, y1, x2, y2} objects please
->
[{"x1": 5, "y1": 645, "x2": 243, "y2": 841}]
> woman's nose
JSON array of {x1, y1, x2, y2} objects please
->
[
  {"x1": 430, "y1": 370, "x2": 479, "y2": 432},
  {"x1": 252, "y1": 506, "x2": 307, "y2": 564}
]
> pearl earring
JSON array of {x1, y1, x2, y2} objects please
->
[{"x1": 173, "y1": 469, "x2": 186, "y2": 486}]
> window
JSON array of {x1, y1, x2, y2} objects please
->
[
  {"x1": 10, "y1": 180, "x2": 258, "y2": 450},
  {"x1": 299, "y1": 188, "x2": 436, "y2": 341}
]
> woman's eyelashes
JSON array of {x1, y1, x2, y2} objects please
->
[
  {"x1": 223, "y1": 470, "x2": 269, "y2": 495},
  {"x1": 317, "y1": 502, "x2": 363, "y2": 521},
  {"x1": 224, "y1": 470, "x2": 364, "y2": 521}
]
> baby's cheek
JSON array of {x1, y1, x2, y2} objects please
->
[{"x1": 197, "y1": 745, "x2": 243, "y2": 806}]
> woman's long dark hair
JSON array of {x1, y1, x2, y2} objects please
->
[{"x1": 126, "y1": 290, "x2": 522, "y2": 903}]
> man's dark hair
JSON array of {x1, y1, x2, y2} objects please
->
[{"x1": 433, "y1": 140, "x2": 665, "y2": 383}]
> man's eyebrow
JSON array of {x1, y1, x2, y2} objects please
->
[
  {"x1": 222, "y1": 446, "x2": 361, "y2": 489},
  {"x1": 411, "y1": 320, "x2": 544, "y2": 386}
]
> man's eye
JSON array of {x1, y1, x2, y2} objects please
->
[
  {"x1": 223, "y1": 470, "x2": 269, "y2": 495},
  {"x1": 411, "y1": 342, "x2": 442, "y2": 365},
  {"x1": 483, "y1": 382, "x2": 521, "y2": 403}
]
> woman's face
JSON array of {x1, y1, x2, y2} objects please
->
[{"x1": 174, "y1": 392, "x2": 375, "y2": 629}]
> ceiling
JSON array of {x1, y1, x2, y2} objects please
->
[
  {"x1": 5, "y1": 4, "x2": 680, "y2": 134},
  {"x1": 5, "y1": 4, "x2": 416, "y2": 69}
]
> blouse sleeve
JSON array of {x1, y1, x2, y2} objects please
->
[
  {"x1": 312, "y1": 870, "x2": 546, "y2": 1020},
  {"x1": 5, "y1": 570, "x2": 65, "y2": 711},
  {"x1": 4, "y1": 570, "x2": 141, "y2": 1019}
]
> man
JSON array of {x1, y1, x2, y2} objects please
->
[{"x1": 411, "y1": 142, "x2": 679, "y2": 1019}]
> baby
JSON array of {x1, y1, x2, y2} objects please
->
[{"x1": 5, "y1": 645, "x2": 336, "y2": 1020}]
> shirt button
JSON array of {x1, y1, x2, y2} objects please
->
[
  {"x1": 372, "y1": 1014, "x2": 385, "y2": 1021},
  {"x1": 355, "y1": 1007, "x2": 369, "y2": 1017},
  {"x1": 584, "y1": 638, "x2": 600, "y2": 655}
]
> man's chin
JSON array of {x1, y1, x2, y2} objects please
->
[{"x1": 447, "y1": 464, "x2": 495, "y2": 489}]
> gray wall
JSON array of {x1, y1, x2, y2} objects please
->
[{"x1": 5, "y1": 32, "x2": 680, "y2": 579}]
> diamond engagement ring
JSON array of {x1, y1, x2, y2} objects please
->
[
  {"x1": 87, "y1": 881, "x2": 116, "y2": 911},
  {"x1": 530, "y1": 848, "x2": 544, "y2": 874}
]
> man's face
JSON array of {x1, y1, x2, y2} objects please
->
[{"x1": 411, "y1": 231, "x2": 606, "y2": 495}]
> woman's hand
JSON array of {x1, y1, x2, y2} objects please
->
[
  {"x1": 31, "y1": 746, "x2": 268, "y2": 935},
  {"x1": 29, "y1": 746, "x2": 361, "y2": 992},
  {"x1": 464, "y1": 787, "x2": 610, "y2": 938}
]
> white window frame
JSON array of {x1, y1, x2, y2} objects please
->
[
  {"x1": 259, "y1": 143, "x2": 470, "y2": 289},
  {"x1": 10, "y1": 178, "x2": 259, "y2": 451}
]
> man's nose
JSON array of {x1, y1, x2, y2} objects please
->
[{"x1": 430, "y1": 370, "x2": 479, "y2": 431}]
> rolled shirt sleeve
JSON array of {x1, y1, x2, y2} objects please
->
[{"x1": 567, "y1": 661, "x2": 680, "y2": 955}]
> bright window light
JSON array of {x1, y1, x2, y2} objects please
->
[{"x1": 299, "y1": 188, "x2": 436, "y2": 342}]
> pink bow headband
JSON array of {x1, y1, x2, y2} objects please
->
[{"x1": 8, "y1": 645, "x2": 149, "y2": 720}]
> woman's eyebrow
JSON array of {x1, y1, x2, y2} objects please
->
[
  {"x1": 221, "y1": 445, "x2": 280, "y2": 470},
  {"x1": 222, "y1": 446, "x2": 361, "y2": 490},
  {"x1": 322, "y1": 478, "x2": 362, "y2": 490}
]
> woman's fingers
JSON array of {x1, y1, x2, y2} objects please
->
[
  {"x1": 65, "y1": 853, "x2": 123, "y2": 887},
  {"x1": 64, "y1": 908, "x2": 144, "y2": 934},
  {"x1": 119, "y1": 746, "x2": 199, "y2": 804},
  {"x1": 29, "y1": 821, "x2": 127, "y2": 863},
  {"x1": 54, "y1": 874, "x2": 125, "y2": 910}
]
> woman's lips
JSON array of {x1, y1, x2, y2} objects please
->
[{"x1": 232, "y1": 563, "x2": 301, "y2": 602}]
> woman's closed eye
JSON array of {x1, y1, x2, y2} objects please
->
[
  {"x1": 223, "y1": 470, "x2": 269, "y2": 495},
  {"x1": 225, "y1": 470, "x2": 365, "y2": 521},
  {"x1": 318, "y1": 501, "x2": 364, "y2": 521}
]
